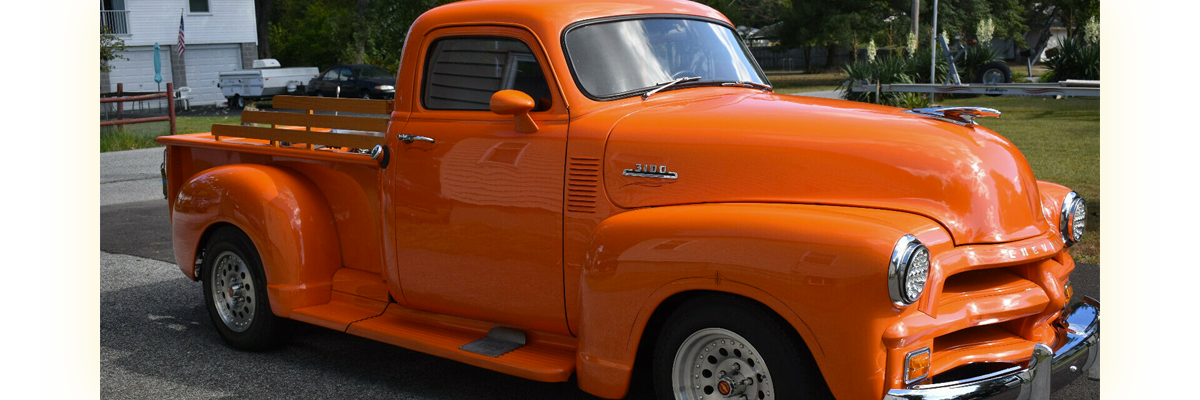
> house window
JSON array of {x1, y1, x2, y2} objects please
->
[{"x1": 189, "y1": 0, "x2": 210, "y2": 13}]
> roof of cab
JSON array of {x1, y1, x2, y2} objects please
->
[{"x1": 409, "y1": 0, "x2": 730, "y2": 40}]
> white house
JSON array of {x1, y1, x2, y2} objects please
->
[{"x1": 102, "y1": 0, "x2": 258, "y2": 106}]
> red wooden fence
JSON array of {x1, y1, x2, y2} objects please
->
[{"x1": 101, "y1": 82, "x2": 176, "y2": 135}]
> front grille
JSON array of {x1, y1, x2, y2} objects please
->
[
  {"x1": 888, "y1": 232, "x2": 1073, "y2": 389},
  {"x1": 930, "y1": 361, "x2": 1020, "y2": 384}
]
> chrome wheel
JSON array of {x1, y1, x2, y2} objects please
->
[
  {"x1": 673, "y1": 328, "x2": 775, "y2": 400},
  {"x1": 210, "y1": 250, "x2": 256, "y2": 333}
]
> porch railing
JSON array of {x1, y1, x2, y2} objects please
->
[{"x1": 101, "y1": 10, "x2": 130, "y2": 35}]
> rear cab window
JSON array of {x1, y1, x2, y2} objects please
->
[{"x1": 422, "y1": 37, "x2": 553, "y2": 112}]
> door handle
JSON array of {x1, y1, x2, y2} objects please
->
[{"x1": 397, "y1": 134, "x2": 436, "y2": 144}]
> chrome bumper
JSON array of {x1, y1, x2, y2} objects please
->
[{"x1": 883, "y1": 297, "x2": 1099, "y2": 400}]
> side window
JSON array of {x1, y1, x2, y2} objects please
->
[
  {"x1": 340, "y1": 67, "x2": 355, "y2": 81},
  {"x1": 423, "y1": 37, "x2": 552, "y2": 111},
  {"x1": 322, "y1": 70, "x2": 338, "y2": 81}
]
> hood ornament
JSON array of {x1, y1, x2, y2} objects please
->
[{"x1": 906, "y1": 107, "x2": 1001, "y2": 125}]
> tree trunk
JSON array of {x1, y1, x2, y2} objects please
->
[
  {"x1": 825, "y1": 43, "x2": 837, "y2": 70},
  {"x1": 255, "y1": 0, "x2": 273, "y2": 58},
  {"x1": 355, "y1": 0, "x2": 370, "y2": 63},
  {"x1": 803, "y1": 45, "x2": 812, "y2": 73}
]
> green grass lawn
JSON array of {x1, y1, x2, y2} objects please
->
[
  {"x1": 101, "y1": 115, "x2": 240, "y2": 152},
  {"x1": 939, "y1": 96, "x2": 1100, "y2": 264}
]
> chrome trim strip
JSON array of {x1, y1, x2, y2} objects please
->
[{"x1": 882, "y1": 298, "x2": 1099, "y2": 400}]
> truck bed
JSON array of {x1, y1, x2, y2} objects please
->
[{"x1": 157, "y1": 96, "x2": 394, "y2": 276}]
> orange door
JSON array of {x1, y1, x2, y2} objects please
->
[{"x1": 391, "y1": 28, "x2": 571, "y2": 334}]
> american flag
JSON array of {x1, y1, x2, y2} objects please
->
[{"x1": 176, "y1": 15, "x2": 185, "y2": 57}]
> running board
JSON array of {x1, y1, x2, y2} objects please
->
[
  {"x1": 461, "y1": 327, "x2": 526, "y2": 357},
  {"x1": 286, "y1": 268, "x2": 575, "y2": 382},
  {"x1": 346, "y1": 304, "x2": 576, "y2": 382}
]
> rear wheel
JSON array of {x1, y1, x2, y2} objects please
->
[
  {"x1": 653, "y1": 295, "x2": 832, "y2": 400},
  {"x1": 229, "y1": 95, "x2": 245, "y2": 109},
  {"x1": 201, "y1": 227, "x2": 292, "y2": 351}
]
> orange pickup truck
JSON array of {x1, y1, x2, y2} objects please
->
[{"x1": 157, "y1": 1, "x2": 1098, "y2": 399}]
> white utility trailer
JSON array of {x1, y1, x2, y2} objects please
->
[{"x1": 218, "y1": 59, "x2": 319, "y2": 108}]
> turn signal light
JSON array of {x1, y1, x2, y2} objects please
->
[
  {"x1": 904, "y1": 348, "x2": 931, "y2": 385},
  {"x1": 1065, "y1": 281, "x2": 1074, "y2": 300}
]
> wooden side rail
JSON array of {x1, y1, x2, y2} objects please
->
[
  {"x1": 209, "y1": 95, "x2": 393, "y2": 150},
  {"x1": 272, "y1": 95, "x2": 395, "y2": 115},
  {"x1": 240, "y1": 110, "x2": 388, "y2": 132},
  {"x1": 211, "y1": 125, "x2": 386, "y2": 149}
]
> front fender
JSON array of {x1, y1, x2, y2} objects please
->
[
  {"x1": 172, "y1": 164, "x2": 341, "y2": 317},
  {"x1": 574, "y1": 203, "x2": 950, "y2": 400}
]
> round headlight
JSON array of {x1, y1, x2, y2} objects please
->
[
  {"x1": 1060, "y1": 192, "x2": 1087, "y2": 247},
  {"x1": 888, "y1": 235, "x2": 931, "y2": 306}
]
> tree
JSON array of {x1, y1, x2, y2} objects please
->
[
  {"x1": 918, "y1": 0, "x2": 1028, "y2": 45},
  {"x1": 1033, "y1": 0, "x2": 1098, "y2": 37},
  {"x1": 777, "y1": 0, "x2": 894, "y2": 69},
  {"x1": 101, "y1": 26, "x2": 127, "y2": 73},
  {"x1": 691, "y1": 0, "x2": 789, "y2": 28},
  {"x1": 266, "y1": 0, "x2": 452, "y2": 72}
]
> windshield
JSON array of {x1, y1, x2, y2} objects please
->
[{"x1": 564, "y1": 18, "x2": 768, "y2": 99}]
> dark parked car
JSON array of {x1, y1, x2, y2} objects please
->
[{"x1": 306, "y1": 64, "x2": 396, "y2": 99}]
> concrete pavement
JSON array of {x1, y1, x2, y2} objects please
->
[{"x1": 101, "y1": 147, "x2": 166, "y2": 206}]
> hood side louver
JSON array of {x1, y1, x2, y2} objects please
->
[{"x1": 567, "y1": 157, "x2": 600, "y2": 213}]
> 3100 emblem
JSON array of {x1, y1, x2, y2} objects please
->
[{"x1": 623, "y1": 164, "x2": 678, "y2": 179}]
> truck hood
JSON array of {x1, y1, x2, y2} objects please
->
[{"x1": 602, "y1": 91, "x2": 1045, "y2": 245}]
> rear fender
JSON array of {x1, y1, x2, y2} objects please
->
[
  {"x1": 573, "y1": 203, "x2": 948, "y2": 400},
  {"x1": 172, "y1": 164, "x2": 341, "y2": 317}
]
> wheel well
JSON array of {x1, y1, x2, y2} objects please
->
[
  {"x1": 630, "y1": 290, "x2": 824, "y2": 394},
  {"x1": 194, "y1": 222, "x2": 239, "y2": 277}
]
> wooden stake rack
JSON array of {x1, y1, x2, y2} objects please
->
[{"x1": 211, "y1": 95, "x2": 393, "y2": 151}]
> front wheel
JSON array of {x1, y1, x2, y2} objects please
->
[
  {"x1": 654, "y1": 295, "x2": 832, "y2": 400},
  {"x1": 201, "y1": 227, "x2": 292, "y2": 351}
]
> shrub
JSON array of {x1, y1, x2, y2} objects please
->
[
  {"x1": 1045, "y1": 37, "x2": 1100, "y2": 81},
  {"x1": 959, "y1": 45, "x2": 1001, "y2": 82},
  {"x1": 841, "y1": 56, "x2": 934, "y2": 107}
]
